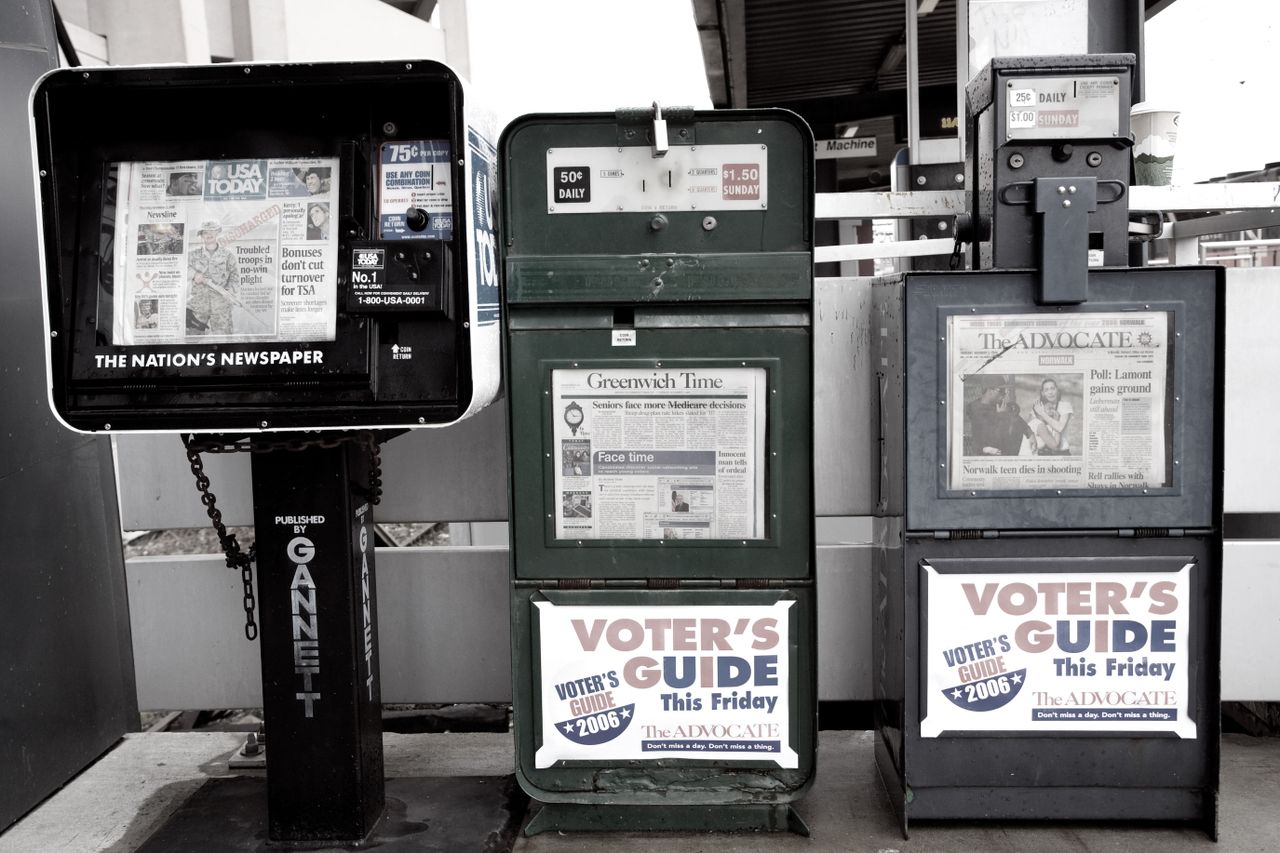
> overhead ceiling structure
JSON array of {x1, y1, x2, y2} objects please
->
[
  {"x1": 692, "y1": 0, "x2": 1178, "y2": 274},
  {"x1": 693, "y1": 0, "x2": 1175, "y2": 132},
  {"x1": 695, "y1": 0, "x2": 958, "y2": 119},
  {"x1": 378, "y1": 0, "x2": 438, "y2": 20}
]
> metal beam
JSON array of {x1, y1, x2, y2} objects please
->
[
  {"x1": 1166, "y1": 209, "x2": 1280, "y2": 240},
  {"x1": 905, "y1": 0, "x2": 920, "y2": 158},
  {"x1": 1129, "y1": 182, "x2": 1280, "y2": 212},
  {"x1": 721, "y1": 0, "x2": 748, "y2": 107},
  {"x1": 815, "y1": 237, "x2": 954, "y2": 264},
  {"x1": 815, "y1": 189, "x2": 968, "y2": 219}
]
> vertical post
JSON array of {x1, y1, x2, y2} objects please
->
[
  {"x1": 905, "y1": 0, "x2": 921, "y2": 160},
  {"x1": 955, "y1": 0, "x2": 969, "y2": 162},
  {"x1": 1172, "y1": 233, "x2": 1202, "y2": 265},
  {"x1": 251, "y1": 440, "x2": 384, "y2": 843}
]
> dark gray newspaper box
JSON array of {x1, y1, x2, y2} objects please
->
[
  {"x1": 872, "y1": 269, "x2": 1222, "y2": 835},
  {"x1": 871, "y1": 52, "x2": 1223, "y2": 838}
]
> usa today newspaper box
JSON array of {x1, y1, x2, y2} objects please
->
[
  {"x1": 501, "y1": 108, "x2": 815, "y2": 834},
  {"x1": 31, "y1": 61, "x2": 499, "y2": 843},
  {"x1": 871, "y1": 268, "x2": 1223, "y2": 835}
]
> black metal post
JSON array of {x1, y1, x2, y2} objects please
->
[{"x1": 251, "y1": 440, "x2": 384, "y2": 842}]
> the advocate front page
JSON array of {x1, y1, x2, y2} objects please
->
[{"x1": 947, "y1": 311, "x2": 1170, "y2": 491}]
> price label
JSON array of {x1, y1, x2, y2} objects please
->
[
  {"x1": 721, "y1": 163, "x2": 761, "y2": 200},
  {"x1": 545, "y1": 144, "x2": 769, "y2": 214},
  {"x1": 553, "y1": 166, "x2": 591, "y2": 203},
  {"x1": 378, "y1": 139, "x2": 453, "y2": 241},
  {"x1": 1008, "y1": 89, "x2": 1038, "y2": 128},
  {"x1": 1005, "y1": 75, "x2": 1121, "y2": 139}
]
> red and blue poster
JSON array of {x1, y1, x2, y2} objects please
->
[
  {"x1": 921, "y1": 561, "x2": 1196, "y2": 738},
  {"x1": 535, "y1": 601, "x2": 797, "y2": 768}
]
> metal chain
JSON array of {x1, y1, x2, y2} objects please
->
[
  {"x1": 182, "y1": 434, "x2": 259, "y2": 640},
  {"x1": 949, "y1": 231, "x2": 965, "y2": 270},
  {"x1": 367, "y1": 438, "x2": 383, "y2": 507},
  {"x1": 180, "y1": 431, "x2": 386, "y2": 641}
]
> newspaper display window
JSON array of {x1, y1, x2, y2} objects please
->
[
  {"x1": 550, "y1": 366, "x2": 768, "y2": 541},
  {"x1": 108, "y1": 157, "x2": 340, "y2": 347},
  {"x1": 946, "y1": 311, "x2": 1172, "y2": 492}
]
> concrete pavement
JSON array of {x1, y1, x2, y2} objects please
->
[{"x1": 3, "y1": 731, "x2": 1276, "y2": 852}]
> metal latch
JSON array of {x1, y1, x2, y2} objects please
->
[
  {"x1": 615, "y1": 103, "x2": 694, "y2": 150},
  {"x1": 1119, "y1": 528, "x2": 1185, "y2": 538},
  {"x1": 932, "y1": 530, "x2": 998, "y2": 540},
  {"x1": 1033, "y1": 177, "x2": 1098, "y2": 305},
  {"x1": 651, "y1": 101, "x2": 669, "y2": 158},
  {"x1": 997, "y1": 176, "x2": 1125, "y2": 305}
]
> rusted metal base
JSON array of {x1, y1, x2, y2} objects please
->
[{"x1": 522, "y1": 802, "x2": 809, "y2": 836}]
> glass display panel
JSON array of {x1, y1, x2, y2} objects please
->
[
  {"x1": 109, "y1": 157, "x2": 340, "y2": 346},
  {"x1": 947, "y1": 311, "x2": 1172, "y2": 491},
  {"x1": 551, "y1": 366, "x2": 767, "y2": 540}
]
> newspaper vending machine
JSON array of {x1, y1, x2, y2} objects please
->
[
  {"x1": 872, "y1": 54, "x2": 1223, "y2": 836},
  {"x1": 30, "y1": 60, "x2": 500, "y2": 843},
  {"x1": 501, "y1": 106, "x2": 817, "y2": 834}
]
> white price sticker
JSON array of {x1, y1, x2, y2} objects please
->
[
  {"x1": 546, "y1": 144, "x2": 768, "y2": 214},
  {"x1": 1008, "y1": 89, "x2": 1038, "y2": 128}
]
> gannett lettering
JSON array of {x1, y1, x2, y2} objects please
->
[{"x1": 288, "y1": 535, "x2": 321, "y2": 718}]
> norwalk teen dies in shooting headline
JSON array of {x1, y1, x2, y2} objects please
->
[{"x1": 534, "y1": 601, "x2": 799, "y2": 768}]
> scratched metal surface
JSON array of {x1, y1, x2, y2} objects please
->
[{"x1": 0, "y1": 0, "x2": 137, "y2": 831}]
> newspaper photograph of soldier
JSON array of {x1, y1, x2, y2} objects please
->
[
  {"x1": 136, "y1": 223, "x2": 184, "y2": 255},
  {"x1": 561, "y1": 440, "x2": 591, "y2": 476},
  {"x1": 561, "y1": 491, "x2": 592, "y2": 519},
  {"x1": 186, "y1": 218, "x2": 239, "y2": 335}
]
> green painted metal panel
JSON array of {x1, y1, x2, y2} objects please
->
[
  {"x1": 507, "y1": 252, "x2": 812, "y2": 303},
  {"x1": 508, "y1": 325, "x2": 813, "y2": 580},
  {"x1": 501, "y1": 111, "x2": 812, "y2": 263},
  {"x1": 500, "y1": 108, "x2": 816, "y2": 829}
]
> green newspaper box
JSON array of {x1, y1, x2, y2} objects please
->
[{"x1": 501, "y1": 106, "x2": 816, "y2": 834}]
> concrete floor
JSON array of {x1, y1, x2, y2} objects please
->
[{"x1": 2, "y1": 731, "x2": 1277, "y2": 852}]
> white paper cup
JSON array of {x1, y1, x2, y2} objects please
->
[{"x1": 1131, "y1": 104, "x2": 1179, "y2": 186}]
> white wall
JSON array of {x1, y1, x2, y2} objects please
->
[
  {"x1": 87, "y1": 0, "x2": 212, "y2": 65},
  {"x1": 69, "y1": 0, "x2": 450, "y2": 66},
  {"x1": 277, "y1": 0, "x2": 445, "y2": 62}
]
